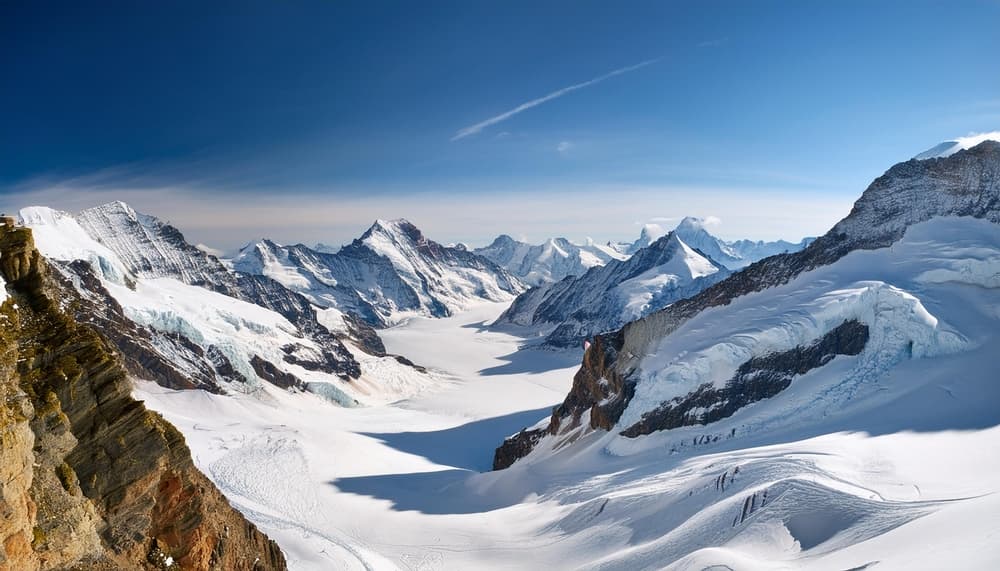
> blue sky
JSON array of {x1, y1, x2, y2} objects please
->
[{"x1": 2, "y1": 0, "x2": 998, "y2": 250}]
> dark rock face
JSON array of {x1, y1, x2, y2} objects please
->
[
  {"x1": 0, "y1": 225, "x2": 287, "y2": 570},
  {"x1": 620, "y1": 320, "x2": 869, "y2": 437},
  {"x1": 549, "y1": 333, "x2": 629, "y2": 434},
  {"x1": 251, "y1": 355, "x2": 303, "y2": 390},
  {"x1": 493, "y1": 141, "x2": 1000, "y2": 469},
  {"x1": 493, "y1": 428, "x2": 546, "y2": 471}
]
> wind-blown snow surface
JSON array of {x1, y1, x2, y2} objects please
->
[
  {"x1": 914, "y1": 131, "x2": 1000, "y2": 160},
  {"x1": 138, "y1": 215, "x2": 1000, "y2": 570}
]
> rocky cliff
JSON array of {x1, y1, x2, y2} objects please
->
[{"x1": 0, "y1": 225, "x2": 286, "y2": 570}]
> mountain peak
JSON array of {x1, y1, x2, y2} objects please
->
[
  {"x1": 487, "y1": 234, "x2": 520, "y2": 248},
  {"x1": 675, "y1": 216, "x2": 709, "y2": 232},
  {"x1": 914, "y1": 132, "x2": 1000, "y2": 160},
  {"x1": 363, "y1": 218, "x2": 424, "y2": 243}
]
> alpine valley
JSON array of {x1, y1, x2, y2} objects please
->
[{"x1": 2, "y1": 138, "x2": 999, "y2": 571}]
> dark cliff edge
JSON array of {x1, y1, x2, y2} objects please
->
[
  {"x1": 0, "y1": 225, "x2": 287, "y2": 570},
  {"x1": 493, "y1": 141, "x2": 1000, "y2": 470}
]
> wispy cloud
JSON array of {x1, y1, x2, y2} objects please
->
[
  {"x1": 451, "y1": 58, "x2": 660, "y2": 141},
  {"x1": 556, "y1": 141, "x2": 573, "y2": 156}
]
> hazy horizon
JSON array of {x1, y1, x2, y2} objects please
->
[{"x1": 3, "y1": 1, "x2": 998, "y2": 249}]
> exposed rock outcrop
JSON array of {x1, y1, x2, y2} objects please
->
[{"x1": 0, "y1": 225, "x2": 286, "y2": 570}]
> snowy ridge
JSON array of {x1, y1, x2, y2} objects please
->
[
  {"x1": 496, "y1": 231, "x2": 729, "y2": 347},
  {"x1": 914, "y1": 131, "x2": 1000, "y2": 159},
  {"x1": 476, "y1": 234, "x2": 628, "y2": 286}
]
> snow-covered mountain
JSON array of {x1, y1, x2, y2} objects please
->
[
  {"x1": 671, "y1": 216, "x2": 814, "y2": 269},
  {"x1": 20, "y1": 202, "x2": 435, "y2": 405},
  {"x1": 496, "y1": 139, "x2": 1000, "y2": 469},
  {"x1": 232, "y1": 219, "x2": 525, "y2": 326},
  {"x1": 474, "y1": 234, "x2": 627, "y2": 286},
  {"x1": 495, "y1": 232, "x2": 730, "y2": 347}
]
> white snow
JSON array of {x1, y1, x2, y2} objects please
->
[
  {"x1": 18, "y1": 206, "x2": 132, "y2": 284},
  {"x1": 914, "y1": 131, "x2": 1000, "y2": 159},
  {"x1": 16, "y1": 202, "x2": 996, "y2": 570},
  {"x1": 617, "y1": 236, "x2": 722, "y2": 320},
  {"x1": 135, "y1": 302, "x2": 581, "y2": 570},
  {"x1": 135, "y1": 215, "x2": 1000, "y2": 571}
]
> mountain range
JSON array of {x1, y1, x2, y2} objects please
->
[
  {"x1": 495, "y1": 231, "x2": 731, "y2": 347},
  {"x1": 232, "y1": 218, "x2": 524, "y2": 327}
]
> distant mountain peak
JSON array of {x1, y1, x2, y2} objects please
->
[{"x1": 362, "y1": 218, "x2": 425, "y2": 245}]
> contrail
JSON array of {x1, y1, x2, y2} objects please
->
[{"x1": 451, "y1": 58, "x2": 660, "y2": 141}]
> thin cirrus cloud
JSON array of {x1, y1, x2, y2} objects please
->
[{"x1": 450, "y1": 58, "x2": 660, "y2": 141}]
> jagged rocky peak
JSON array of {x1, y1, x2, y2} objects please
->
[
  {"x1": 494, "y1": 140, "x2": 1000, "y2": 470},
  {"x1": 0, "y1": 224, "x2": 286, "y2": 569}
]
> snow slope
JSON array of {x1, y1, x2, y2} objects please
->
[
  {"x1": 134, "y1": 302, "x2": 582, "y2": 571},
  {"x1": 137, "y1": 269, "x2": 1000, "y2": 569}
]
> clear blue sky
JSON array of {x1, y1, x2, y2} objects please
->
[{"x1": 2, "y1": 0, "x2": 998, "y2": 250}]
